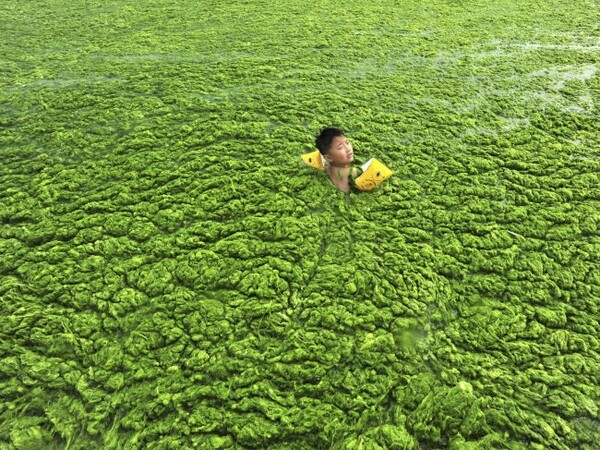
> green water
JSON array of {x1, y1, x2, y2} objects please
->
[{"x1": 1, "y1": 0, "x2": 599, "y2": 448}]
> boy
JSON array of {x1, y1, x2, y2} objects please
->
[{"x1": 315, "y1": 127, "x2": 360, "y2": 194}]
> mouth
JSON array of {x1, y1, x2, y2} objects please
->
[{"x1": 347, "y1": 152, "x2": 354, "y2": 159}]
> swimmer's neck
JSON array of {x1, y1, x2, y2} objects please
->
[{"x1": 327, "y1": 163, "x2": 350, "y2": 169}]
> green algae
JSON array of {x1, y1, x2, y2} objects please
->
[{"x1": 1, "y1": 0, "x2": 599, "y2": 448}]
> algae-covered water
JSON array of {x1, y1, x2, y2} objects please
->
[{"x1": 1, "y1": 1, "x2": 599, "y2": 448}]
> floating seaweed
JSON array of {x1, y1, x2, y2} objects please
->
[{"x1": 1, "y1": 0, "x2": 599, "y2": 449}]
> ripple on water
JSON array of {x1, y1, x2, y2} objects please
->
[
  {"x1": 10, "y1": 76, "x2": 126, "y2": 92},
  {"x1": 531, "y1": 65, "x2": 598, "y2": 89}
]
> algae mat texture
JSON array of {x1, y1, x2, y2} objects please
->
[{"x1": 1, "y1": 0, "x2": 599, "y2": 448}]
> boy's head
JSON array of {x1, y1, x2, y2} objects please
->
[{"x1": 315, "y1": 127, "x2": 354, "y2": 166}]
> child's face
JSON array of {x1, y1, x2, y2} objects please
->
[{"x1": 325, "y1": 135, "x2": 354, "y2": 166}]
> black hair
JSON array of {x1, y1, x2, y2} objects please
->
[{"x1": 315, "y1": 127, "x2": 344, "y2": 155}]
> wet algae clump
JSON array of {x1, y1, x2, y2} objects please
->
[{"x1": 1, "y1": 0, "x2": 599, "y2": 449}]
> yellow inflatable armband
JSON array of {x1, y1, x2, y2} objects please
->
[
  {"x1": 354, "y1": 158, "x2": 393, "y2": 191},
  {"x1": 301, "y1": 149, "x2": 325, "y2": 170}
]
